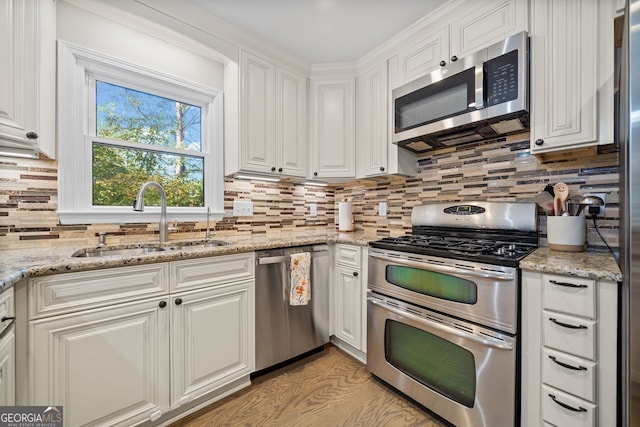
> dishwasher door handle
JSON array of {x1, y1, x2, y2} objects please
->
[{"x1": 258, "y1": 255, "x2": 289, "y2": 265}]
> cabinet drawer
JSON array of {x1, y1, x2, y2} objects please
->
[
  {"x1": 0, "y1": 289, "x2": 14, "y2": 336},
  {"x1": 542, "y1": 385, "x2": 596, "y2": 427},
  {"x1": 170, "y1": 252, "x2": 255, "y2": 293},
  {"x1": 543, "y1": 311, "x2": 596, "y2": 360},
  {"x1": 335, "y1": 244, "x2": 361, "y2": 269},
  {"x1": 543, "y1": 274, "x2": 596, "y2": 318},
  {"x1": 542, "y1": 348, "x2": 596, "y2": 402},
  {"x1": 29, "y1": 264, "x2": 169, "y2": 319}
]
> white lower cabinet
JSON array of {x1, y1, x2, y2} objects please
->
[
  {"x1": 521, "y1": 270, "x2": 618, "y2": 427},
  {"x1": 170, "y1": 280, "x2": 253, "y2": 408},
  {"x1": 30, "y1": 297, "x2": 170, "y2": 427},
  {"x1": 331, "y1": 244, "x2": 367, "y2": 362},
  {"x1": 24, "y1": 254, "x2": 255, "y2": 426},
  {"x1": 0, "y1": 326, "x2": 15, "y2": 406}
]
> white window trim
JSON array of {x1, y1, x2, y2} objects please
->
[{"x1": 57, "y1": 40, "x2": 224, "y2": 224}]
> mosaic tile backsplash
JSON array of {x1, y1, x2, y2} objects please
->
[{"x1": 0, "y1": 133, "x2": 620, "y2": 251}]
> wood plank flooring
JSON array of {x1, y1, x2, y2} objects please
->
[{"x1": 172, "y1": 345, "x2": 449, "y2": 427}]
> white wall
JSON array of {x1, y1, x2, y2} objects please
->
[{"x1": 56, "y1": 1, "x2": 225, "y2": 91}]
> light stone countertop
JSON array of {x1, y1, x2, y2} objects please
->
[
  {"x1": 0, "y1": 230, "x2": 378, "y2": 289},
  {"x1": 520, "y1": 247, "x2": 622, "y2": 282},
  {"x1": 1, "y1": 232, "x2": 623, "y2": 290}
]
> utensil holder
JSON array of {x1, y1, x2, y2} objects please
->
[{"x1": 547, "y1": 216, "x2": 586, "y2": 252}]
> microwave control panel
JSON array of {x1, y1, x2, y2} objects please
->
[{"x1": 485, "y1": 50, "x2": 519, "y2": 106}]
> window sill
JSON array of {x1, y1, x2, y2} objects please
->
[{"x1": 57, "y1": 208, "x2": 226, "y2": 225}]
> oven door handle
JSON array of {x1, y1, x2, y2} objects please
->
[
  {"x1": 368, "y1": 298, "x2": 513, "y2": 350},
  {"x1": 369, "y1": 253, "x2": 514, "y2": 281}
]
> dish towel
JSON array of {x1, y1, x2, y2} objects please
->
[{"x1": 290, "y1": 252, "x2": 311, "y2": 306}]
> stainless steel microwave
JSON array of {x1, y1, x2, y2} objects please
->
[{"x1": 392, "y1": 31, "x2": 529, "y2": 153}]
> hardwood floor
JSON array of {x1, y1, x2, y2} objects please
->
[{"x1": 173, "y1": 345, "x2": 449, "y2": 426}]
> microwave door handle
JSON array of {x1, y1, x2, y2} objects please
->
[{"x1": 475, "y1": 63, "x2": 485, "y2": 109}]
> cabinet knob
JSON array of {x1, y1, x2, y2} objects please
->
[
  {"x1": 271, "y1": 166, "x2": 276, "y2": 172},
  {"x1": 535, "y1": 139, "x2": 544, "y2": 146},
  {"x1": 278, "y1": 167, "x2": 283, "y2": 173},
  {"x1": 439, "y1": 60, "x2": 446, "y2": 67},
  {"x1": 380, "y1": 166, "x2": 385, "y2": 172},
  {"x1": 353, "y1": 271, "x2": 358, "y2": 277},
  {"x1": 313, "y1": 172, "x2": 318, "y2": 176},
  {"x1": 451, "y1": 55, "x2": 458, "y2": 62},
  {"x1": 26, "y1": 131, "x2": 38, "y2": 139},
  {"x1": 175, "y1": 298, "x2": 183, "y2": 306},
  {"x1": 159, "y1": 301, "x2": 167, "y2": 308}
]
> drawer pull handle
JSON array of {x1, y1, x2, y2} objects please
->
[
  {"x1": 548, "y1": 393, "x2": 587, "y2": 413},
  {"x1": 0, "y1": 316, "x2": 14, "y2": 322},
  {"x1": 549, "y1": 317, "x2": 587, "y2": 330},
  {"x1": 549, "y1": 355, "x2": 587, "y2": 371},
  {"x1": 549, "y1": 280, "x2": 588, "y2": 289}
]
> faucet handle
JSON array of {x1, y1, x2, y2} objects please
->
[{"x1": 168, "y1": 220, "x2": 178, "y2": 234}]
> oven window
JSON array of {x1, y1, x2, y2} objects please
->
[
  {"x1": 385, "y1": 319, "x2": 476, "y2": 408},
  {"x1": 385, "y1": 265, "x2": 477, "y2": 304}
]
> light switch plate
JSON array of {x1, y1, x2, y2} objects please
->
[
  {"x1": 233, "y1": 200, "x2": 253, "y2": 216},
  {"x1": 310, "y1": 204, "x2": 318, "y2": 216},
  {"x1": 379, "y1": 202, "x2": 387, "y2": 217}
]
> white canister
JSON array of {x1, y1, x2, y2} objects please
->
[
  {"x1": 338, "y1": 202, "x2": 354, "y2": 232},
  {"x1": 547, "y1": 215, "x2": 586, "y2": 252}
]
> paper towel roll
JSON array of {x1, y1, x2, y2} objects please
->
[{"x1": 338, "y1": 202, "x2": 354, "y2": 232}]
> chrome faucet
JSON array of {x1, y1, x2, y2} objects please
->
[{"x1": 133, "y1": 181, "x2": 169, "y2": 243}]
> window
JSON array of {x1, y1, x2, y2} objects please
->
[{"x1": 57, "y1": 41, "x2": 224, "y2": 224}]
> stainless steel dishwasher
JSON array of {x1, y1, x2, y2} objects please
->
[{"x1": 254, "y1": 245, "x2": 330, "y2": 372}]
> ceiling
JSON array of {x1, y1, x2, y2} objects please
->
[{"x1": 188, "y1": 0, "x2": 449, "y2": 64}]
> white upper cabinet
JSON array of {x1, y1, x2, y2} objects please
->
[
  {"x1": 0, "y1": 0, "x2": 55, "y2": 158},
  {"x1": 229, "y1": 50, "x2": 307, "y2": 178},
  {"x1": 530, "y1": 0, "x2": 615, "y2": 155},
  {"x1": 394, "y1": 0, "x2": 528, "y2": 88},
  {"x1": 309, "y1": 69, "x2": 356, "y2": 179}
]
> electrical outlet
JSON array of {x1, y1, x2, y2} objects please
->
[
  {"x1": 584, "y1": 193, "x2": 606, "y2": 216},
  {"x1": 379, "y1": 202, "x2": 387, "y2": 217},
  {"x1": 233, "y1": 200, "x2": 253, "y2": 216},
  {"x1": 309, "y1": 204, "x2": 318, "y2": 216}
]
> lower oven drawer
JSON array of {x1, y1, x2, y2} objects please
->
[
  {"x1": 543, "y1": 311, "x2": 596, "y2": 360},
  {"x1": 366, "y1": 293, "x2": 517, "y2": 427},
  {"x1": 542, "y1": 348, "x2": 596, "y2": 402},
  {"x1": 542, "y1": 385, "x2": 596, "y2": 427}
]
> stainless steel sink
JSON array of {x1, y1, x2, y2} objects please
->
[
  {"x1": 72, "y1": 240, "x2": 229, "y2": 258},
  {"x1": 73, "y1": 246, "x2": 177, "y2": 258}
]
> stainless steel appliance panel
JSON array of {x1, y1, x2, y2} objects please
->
[
  {"x1": 368, "y1": 248, "x2": 518, "y2": 333},
  {"x1": 621, "y1": 0, "x2": 640, "y2": 424},
  {"x1": 255, "y1": 245, "x2": 329, "y2": 372},
  {"x1": 367, "y1": 293, "x2": 516, "y2": 427}
]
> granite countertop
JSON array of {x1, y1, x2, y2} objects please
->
[
  {"x1": 520, "y1": 247, "x2": 622, "y2": 282},
  {"x1": 0, "y1": 230, "x2": 378, "y2": 289}
]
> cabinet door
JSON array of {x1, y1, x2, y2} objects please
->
[
  {"x1": 0, "y1": 326, "x2": 15, "y2": 406},
  {"x1": 240, "y1": 51, "x2": 276, "y2": 174},
  {"x1": 450, "y1": 0, "x2": 528, "y2": 60},
  {"x1": 357, "y1": 63, "x2": 388, "y2": 177},
  {"x1": 310, "y1": 77, "x2": 356, "y2": 178},
  {"x1": 0, "y1": 0, "x2": 55, "y2": 158},
  {"x1": 170, "y1": 280, "x2": 254, "y2": 408},
  {"x1": 30, "y1": 298, "x2": 170, "y2": 427},
  {"x1": 396, "y1": 25, "x2": 449, "y2": 86},
  {"x1": 276, "y1": 67, "x2": 307, "y2": 177},
  {"x1": 530, "y1": 0, "x2": 599, "y2": 153},
  {"x1": 333, "y1": 265, "x2": 362, "y2": 350}
]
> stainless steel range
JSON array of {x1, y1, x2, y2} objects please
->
[{"x1": 367, "y1": 201, "x2": 538, "y2": 427}]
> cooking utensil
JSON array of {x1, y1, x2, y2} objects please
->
[
  {"x1": 553, "y1": 183, "x2": 569, "y2": 216},
  {"x1": 533, "y1": 191, "x2": 556, "y2": 216}
]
